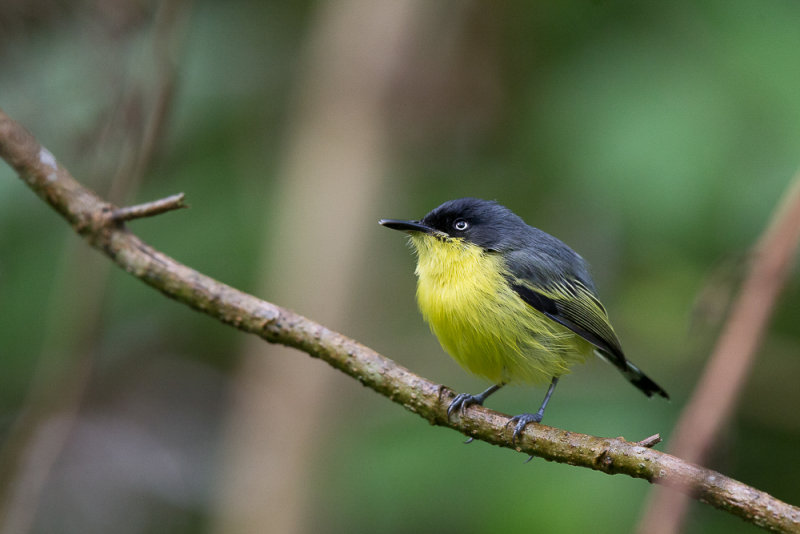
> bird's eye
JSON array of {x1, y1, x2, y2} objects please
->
[{"x1": 453, "y1": 219, "x2": 469, "y2": 231}]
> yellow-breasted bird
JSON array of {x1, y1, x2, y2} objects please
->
[{"x1": 380, "y1": 198, "x2": 668, "y2": 440}]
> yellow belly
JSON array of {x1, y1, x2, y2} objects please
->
[{"x1": 411, "y1": 234, "x2": 590, "y2": 385}]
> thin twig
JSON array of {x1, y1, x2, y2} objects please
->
[
  {"x1": 1, "y1": 109, "x2": 799, "y2": 533},
  {"x1": 110, "y1": 193, "x2": 187, "y2": 222},
  {"x1": 635, "y1": 434, "x2": 662, "y2": 448}
]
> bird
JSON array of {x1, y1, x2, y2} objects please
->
[{"x1": 379, "y1": 197, "x2": 668, "y2": 442}]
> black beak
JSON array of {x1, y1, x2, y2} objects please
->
[{"x1": 379, "y1": 219, "x2": 438, "y2": 234}]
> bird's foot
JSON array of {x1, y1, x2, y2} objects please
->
[
  {"x1": 506, "y1": 412, "x2": 543, "y2": 445},
  {"x1": 447, "y1": 393, "x2": 485, "y2": 419}
]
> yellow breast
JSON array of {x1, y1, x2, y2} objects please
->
[{"x1": 410, "y1": 233, "x2": 590, "y2": 385}]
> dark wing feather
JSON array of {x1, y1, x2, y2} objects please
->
[
  {"x1": 497, "y1": 232, "x2": 669, "y2": 399},
  {"x1": 509, "y1": 278, "x2": 626, "y2": 363}
]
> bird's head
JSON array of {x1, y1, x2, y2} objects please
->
[{"x1": 380, "y1": 197, "x2": 526, "y2": 252}]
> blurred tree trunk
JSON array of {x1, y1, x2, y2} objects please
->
[
  {"x1": 0, "y1": 3, "x2": 185, "y2": 531},
  {"x1": 210, "y1": 2, "x2": 423, "y2": 533}
]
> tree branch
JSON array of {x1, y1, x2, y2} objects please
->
[
  {"x1": 638, "y1": 172, "x2": 800, "y2": 533},
  {"x1": 1, "y1": 108, "x2": 799, "y2": 533}
]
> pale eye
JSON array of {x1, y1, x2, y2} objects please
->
[{"x1": 453, "y1": 219, "x2": 469, "y2": 231}]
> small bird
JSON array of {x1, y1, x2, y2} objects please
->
[{"x1": 380, "y1": 198, "x2": 668, "y2": 441}]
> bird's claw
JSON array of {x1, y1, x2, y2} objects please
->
[
  {"x1": 506, "y1": 412, "x2": 543, "y2": 445},
  {"x1": 447, "y1": 392, "x2": 483, "y2": 419}
]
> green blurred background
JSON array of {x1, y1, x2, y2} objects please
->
[{"x1": 1, "y1": 1, "x2": 799, "y2": 533}]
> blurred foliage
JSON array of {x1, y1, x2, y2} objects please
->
[{"x1": 1, "y1": 1, "x2": 800, "y2": 533}]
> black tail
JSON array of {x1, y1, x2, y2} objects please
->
[
  {"x1": 596, "y1": 350, "x2": 669, "y2": 399},
  {"x1": 620, "y1": 360, "x2": 669, "y2": 399}
]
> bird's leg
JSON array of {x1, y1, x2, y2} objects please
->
[
  {"x1": 507, "y1": 377, "x2": 559, "y2": 445},
  {"x1": 447, "y1": 384, "x2": 503, "y2": 418},
  {"x1": 449, "y1": 384, "x2": 504, "y2": 444}
]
